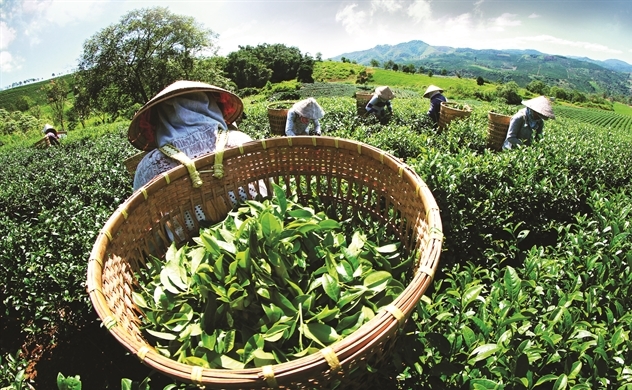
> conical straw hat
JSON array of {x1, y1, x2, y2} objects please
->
[
  {"x1": 292, "y1": 98, "x2": 325, "y2": 120},
  {"x1": 128, "y1": 80, "x2": 243, "y2": 151},
  {"x1": 423, "y1": 85, "x2": 444, "y2": 98},
  {"x1": 375, "y1": 86, "x2": 394, "y2": 100},
  {"x1": 522, "y1": 96, "x2": 555, "y2": 119}
]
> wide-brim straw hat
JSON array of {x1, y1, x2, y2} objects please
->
[
  {"x1": 375, "y1": 86, "x2": 394, "y2": 100},
  {"x1": 423, "y1": 85, "x2": 444, "y2": 98},
  {"x1": 522, "y1": 96, "x2": 555, "y2": 120},
  {"x1": 292, "y1": 97, "x2": 325, "y2": 120},
  {"x1": 128, "y1": 80, "x2": 243, "y2": 151},
  {"x1": 43, "y1": 123, "x2": 55, "y2": 133}
]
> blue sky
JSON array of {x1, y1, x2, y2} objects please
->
[{"x1": 1, "y1": 0, "x2": 631, "y2": 89}]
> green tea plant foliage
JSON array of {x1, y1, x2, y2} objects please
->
[
  {"x1": 0, "y1": 124, "x2": 133, "y2": 344},
  {"x1": 394, "y1": 190, "x2": 632, "y2": 388},
  {"x1": 555, "y1": 105, "x2": 632, "y2": 135},
  {"x1": 133, "y1": 184, "x2": 411, "y2": 369},
  {"x1": 1, "y1": 93, "x2": 631, "y2": 388}
]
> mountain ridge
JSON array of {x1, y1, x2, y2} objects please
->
[{"x1": 332, "y1": 40, "x2": 632, "y2": 97}]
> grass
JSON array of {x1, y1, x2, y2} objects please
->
[{"x1": 613, "y1": 101, "x2": 632, "y2": 116}]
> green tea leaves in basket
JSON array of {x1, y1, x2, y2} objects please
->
[{"x1": 133, "y1": 183, "x2": 415, "y2": 369}]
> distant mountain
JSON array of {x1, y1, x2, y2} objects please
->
[
  {"x1": 569, "y1": 57, "x2": 632, "y2": 73},
  {"x1": 332, "y1": 40, "x2": 632, "y2": 97}
]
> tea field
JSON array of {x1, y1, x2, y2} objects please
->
[
  {"x1": 1, "y1": 95, "x2": 631, "y2": 389},
  {"x1": 555, "y1": 105, "x2": 632, "y2": 133}
]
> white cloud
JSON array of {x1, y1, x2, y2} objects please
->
[
  {"x1": 528, "y1": 13, "x2": 540, "y2": 19},
  {"x1": 522, "y1": 35, "x2": 622, "y2": 55},
  {"x1": 335, "y1": 4, "x2": 368, "y2": 35},
  {"x1": 43, "y1": 0, "x2": 105, "y2": 26},
  {"x1": 487, "y1": 13, "x2": 521, "y2": 31},
  {"x1": 440, "y1": 13, "x2": 474, "y2": 37},
  {"x1": 407, "y1": 0, "x2": 432, "y2": 23},
  {"x1": 371, "y1": 0, "x2": 403, "y2": 13},
  {"x1": 0, "y1": 21, "x2": 16, "y2": 49},
  {"x1": 0, "y1": 50, "x2": 22, "y2": 72}
]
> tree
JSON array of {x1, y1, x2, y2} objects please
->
[
  {"x1": 441, "y1": 68, "x2": 448, "y2": 76},
  {"x1": 526, "y1": 80, "x2": 549, "y2": 95},
  {"x1": 476, "y1": 76, "x2": 485, "y2": 86},
  {"x1": 75, "y1": 7, "x2": 217, "y2": 119},
  {"x1": 428, "y1": 70, "x2": 434, "y2": 77},
  {"x1": 15, "y1": 96, "x2": 32, "y2": 112},
  {"x1": 42, "y1": 78, "x2": 69, "y2": 130},
  {"x1": 297, "y1": 55, "x2": 315, "y2": 83},
  {"x1": 550, "y1": 86, "x2": 568, "y2": 101},
  {"x1": 370, "y1": 59, "x2": 379, "y2": 67},
  {"x1": 224, "y1": 44, "x2": 306, "y2": 89},
  {"x1": 496, "y1": 81, "x2": 522, "y2": 105},
  {"x1": 356, "y1": 69, "x2": 373, "y2": 85},
  {"x1": 224, "y1": 50, "x2": 272, "y2": 89},
  {"x1": 392, "y1": 64, "x2": 399, "y2": 72},
  {"x1": 383, "y1": 60, "x2": 395, "y2": 70}
]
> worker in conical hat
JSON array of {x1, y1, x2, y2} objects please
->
[
  {"x1": 128, "y1": 80, "x2": 252, "y2": 190},
  {"x1": 503, "y1": 96, "x2": 555, "y2": 150},
  {"x1": 365, "y1": 86, "x2": 394, "y2": 124},
  {"x1": 423, "y1": 85, "x2": 446, "y2": 126},
  {"x1": 285, "y1": 98, "x2": 325, "y2": 136}
]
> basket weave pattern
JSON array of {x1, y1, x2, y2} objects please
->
[
  {"x1": 267, "y1": 101, "x2": 295, "y2": 135},
  {"x1": 355, "y1": 92, "x2": 373, "y2": 117},
  {"x1": 438, "y1": 102, "x2": 471, "y2": 130},
  {"x1": 123, "y1": 151, "x2": 148, "y2": 175},
  {"x1": 33, "y1": 131, "x2": 67, "y2": 148},
  {"x1": 87, "y1": 137, "x2": 442, "y2": 389},
  {"x1": 487, "y1": 112, "x2": 512, "y2": 151}
]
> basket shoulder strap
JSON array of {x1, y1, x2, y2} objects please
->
[
  {"x1": 213, "y1": 129, "x2": 229, "y2": 179},
  {"x1": 159, "y1": 144, "x2": 203, "y2": 188}
]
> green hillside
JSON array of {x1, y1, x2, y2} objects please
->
[{"x1": 333, "y1": 40, "x2": 632, "y2": 97}]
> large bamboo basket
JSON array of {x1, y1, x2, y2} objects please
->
[
  {"x1": 123, "y1": 151, "x2": 148, "y2": 176},
  {"x1": 355, "y1": 91, "x2": 373, "y2": 117},
  {"x1": 438, "y1": 102, "x2": 471, "y2": 131},
  {"x1": 487, "y1": 112, "x2": 512, "y2": 151},
  {"x1": 267, "y1": 101, "x2": 295, "y2": 136},
  {"x1": 33, "y1": 131, "x2": 67, "y2": 148},
  {"x1": 87, "y1": 136, "x2": 443, "y2": 389}
]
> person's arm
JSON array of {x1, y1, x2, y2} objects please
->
[
  {"x1": 533, "y1": 120, "x2": 544, "y2": 142},
  {"x1": 502, "y1": 113, "x2": 525, "y2": 150},
  {"x1": 285, "y1": 110, "x2": 297, "y2": 136},
  {"x1": 385, "y1": 100, "x2": 392, "y2": 113},
  {"x1": 365, "y1": 96, "x2": 379, "y2": 113},
  {"x1": 312, "y1": 119, "x2": 321, "y2": 135},
  {"x1": 427, "y1": 97, "x2": 440, "y2": 122}
]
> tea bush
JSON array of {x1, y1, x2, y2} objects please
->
[{"x1": 1, "y1": 95, "x2": 631, "y2": 389}]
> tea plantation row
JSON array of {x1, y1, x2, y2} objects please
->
[{"x1": 1, "y1": 96, "x2": 631, "y2": 389}]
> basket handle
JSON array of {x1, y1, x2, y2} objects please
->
[{"x1": 159, "y1": 144, "x2": 203, "y2": 188}]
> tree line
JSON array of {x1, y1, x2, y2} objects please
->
[{"x1": 1, "y1": 5, "x2": 627, "y2": 137}]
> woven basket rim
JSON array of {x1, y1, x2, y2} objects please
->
[
  {"x1": 440, "y1": 101, "x2": 472, "y2": 113},
  {"x1": 488, "y1": 111, "x2": 512, "y2": 118},
  {"x1": 87, "y1": 136, "x2": 443, "y2": 387},
  {"x1": 266, "y1": 100, "x2": 296, "y2": 111}
]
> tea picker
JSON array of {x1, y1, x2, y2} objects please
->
[
  {"x1": 502, "y1": 96, "x2": 555, "y2": 150},
  {"x1": 284, "y1": 97, "x2": 325, "y2": 136},
  {"x1": 423, "y1": 85, "x2": 447, "y2": 126}
]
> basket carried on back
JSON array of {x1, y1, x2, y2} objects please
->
[
  {"x1": 438, "y1": 102, "x2": 471, "y2": 131},
  {"x1": 33, "y1": 131, "x2": 67, "y2": 148},
  {"x1": 123, "y1": 151, "x2": 148, "y2": 176},
  {"x1": 267, "y1": 101, "x2": 295, "y2": 135},
  {"x1": 487, "y1": 112, "x2": 512, "y2": 151},
  {"x1": 355, "y1": 91, "x2": 373, "y2": 117},
  {"x1": 87, "y1": 136, "x2": 442, "y2": 390}
]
